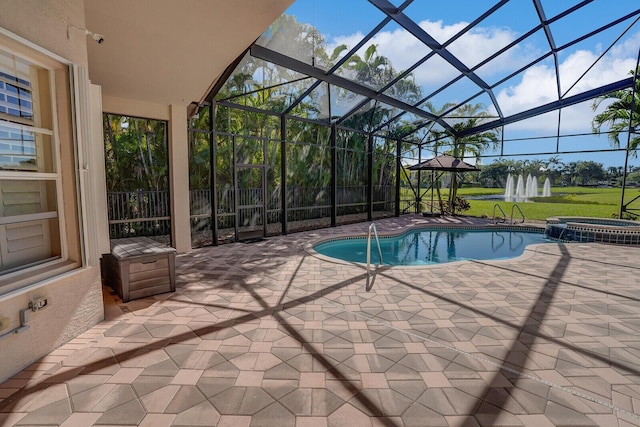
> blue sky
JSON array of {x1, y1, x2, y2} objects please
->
[{"x1": 280, "y1": 0, "x2": 640, "y2": 169}]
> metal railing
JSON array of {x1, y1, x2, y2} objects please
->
[
  {"x1": 493, "y1": 204, "x2": 507, "y2": 224},
  {"x1": 107, "y1": 190, "x2": 171, "y2": 238},
  {"x1": 189, "y1": 185, "x2": 394, "y2": 218},
  {"x1": 107, "y1": 190, "x2": 170, "y2": 219},
  {"x1": 510, "y1": 204, "x2": 525, "y2": 224},
  {"x1": 366, "y1": 222, "x2": 383, "y2": 277},
  {"x1": 493, "y1": 203, "x2": 525, "y2": 224},
  {"x1": 108, "y1": 186, "x2": 397, "y2": 239}
]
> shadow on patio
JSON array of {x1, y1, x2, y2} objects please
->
[{"x1": 2, "y1": 215, "x2": 640, "y2": 426}]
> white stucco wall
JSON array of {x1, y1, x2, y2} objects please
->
[
  {"x1": 0, "y1": 268, "x2": 104, "y2": 379},
  {"x1": 102, "y1": 95, "x2": 170, "y2": 121},
  {"x1": 170, "y1": 104, "x2": 191, "y2": 253},
  {"x1": 0, "y1": 0, "x2": 104, "y2": 382},
  {"x1": 90, "y1": 84, "x2": 111, "y2": 256},
  {"x1": 0, "y1": 0, "x2": 88, "y2": 67}
]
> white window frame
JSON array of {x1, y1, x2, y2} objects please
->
[{"x1": 0, "y1": 31, "x2": 82, "y2": 298}]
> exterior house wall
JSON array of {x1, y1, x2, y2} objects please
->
[
  {"x1": 169, "y1": 104, "x2": 191, "y2": 253},
  {"x1": 0, "y1": 0, "x2": 294, "y2": 383},
  {"x1": 0, "y1": 0, "x2": 105, "y2": 382},
  {"x1": 0, "y1": 0, "x2": 88, "y2": 67},
  {"x1": 101, "y1": 95, "x2": 170, "y2": 122}
]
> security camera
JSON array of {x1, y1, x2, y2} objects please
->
[{"x1": 92, "y1": 33, "x2": 105, "y2": 44}]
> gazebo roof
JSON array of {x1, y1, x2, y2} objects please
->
[{"x1": 408, "y1": 155, "x2": 479, "y2": 172}]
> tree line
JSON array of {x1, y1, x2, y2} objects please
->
[{"x1": 473, "y1": 157, "x2": 640, "y2": 188}]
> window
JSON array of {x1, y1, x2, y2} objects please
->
[{"x1": 0, "y1": 47, "x2": 65, "y2": 279}]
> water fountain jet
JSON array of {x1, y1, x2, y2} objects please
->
[
  {"x1": 515, "y1": 175, "x2": 525, "y2": 199},
  {"x1": 542, "y1": 178, "x2": 551, "y2": 197},
  {"x1": 504, "y1": 174, "x2": 514, "y2": 199}
]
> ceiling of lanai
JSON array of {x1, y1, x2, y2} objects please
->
[{"x1": 83, "y1": 0, "x2": 295, "y2": 106}]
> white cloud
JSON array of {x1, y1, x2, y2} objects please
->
[
  {"x1": 495, "y1": 32, "x2": 640, "y2": 133},
  {"x1": 329, "y1": 32, "x2": 366, "y2": 58},
  {"x1": 325, "y1": 21, "x2": 640, "y2": 134},
  {"x1": 445, "y1": 25, "x2": 521, "y2": 69},
  {"x1": 328, "y1": 20, "x2": 527, "y2": 87}
]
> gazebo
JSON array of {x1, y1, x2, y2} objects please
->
[{"x1": 408, "y1": 155, "x2": 480, "y2": 215}]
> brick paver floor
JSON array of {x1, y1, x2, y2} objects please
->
[{"x1": 2, "y1": 214, "x2": 640, "y2": 426}]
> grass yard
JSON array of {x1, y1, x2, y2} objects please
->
[
  {"x1": 463, "y1": 199, "x2": 621, "y2": 221},
  {"x1": 409, "y1": 186, "x2": 640, "y2": 221}
]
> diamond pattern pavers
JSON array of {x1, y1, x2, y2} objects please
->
[{"x1": 3, "y1": 215, "x2": 640, "y2": 426}]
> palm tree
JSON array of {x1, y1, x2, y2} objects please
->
[
  {"x1": 427, "y1": 103, "x2": 500, "y2": 213},
  {"x1": 591, "y1": 67, "x2": 640, "y2": 155},
  {"x1": 338, "y1": 44, "x2": 423, "y2": 211},
  {"x1": 346, "y1": 44, "x2": 421, "y2": 104},
  {"x1": 348, "y1": 44, "x2": 392, "y2": 90},
  {"x1": 444, "y1": 103, "x2": 500, "y2": 161}
]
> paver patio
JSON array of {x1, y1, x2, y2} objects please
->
[{"x1": 1, "y1": 214, "x2": 640, "y2": 426}]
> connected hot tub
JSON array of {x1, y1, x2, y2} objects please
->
[{"x1": 545, "y1": 216, "x2": 640, "y2": 244}]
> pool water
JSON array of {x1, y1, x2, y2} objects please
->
[{"x1": 313, "y1": 228, "x2": 553, "y2": 266}]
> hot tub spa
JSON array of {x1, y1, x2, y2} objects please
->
[{"x1": 545, "y1": 216, "x2": 640, "y2": 244}]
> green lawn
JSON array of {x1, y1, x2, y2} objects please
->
[
  {"x1": 406, "y1": 186, "x2": 640, "y2": 221},
  {"x1": 463, "y1": 199, "x2": 621, "y2": 221}
]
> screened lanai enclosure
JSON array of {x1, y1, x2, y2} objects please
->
[{"x1": 184, "y1": 0, "x2": 640, "y2": 247}]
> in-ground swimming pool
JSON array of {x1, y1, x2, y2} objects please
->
[{"x1": 313, "y1": 227, "x2": 553, "y2": 266}]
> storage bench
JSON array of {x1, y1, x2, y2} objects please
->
[{"x1": 102, "y1": 237, "x2": 176, "y2": 302}]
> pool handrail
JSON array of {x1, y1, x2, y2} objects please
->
[
  {"x1": 511, "y1": 204, "x2": 525, "y2": 224},
  {"x1": 493, "y1": 204, "x2": 507, "y2": 224},
  {"x1": 367, "y1": 223, "x2": 383, "y2": 277}
]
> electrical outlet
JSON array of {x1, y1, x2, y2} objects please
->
[
  {"x1": 29, "y1": 297, "x2": 49, "y2": 312},
  {"x1": 0, "y1": 317, "x2": 10, "y2": 331}
]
